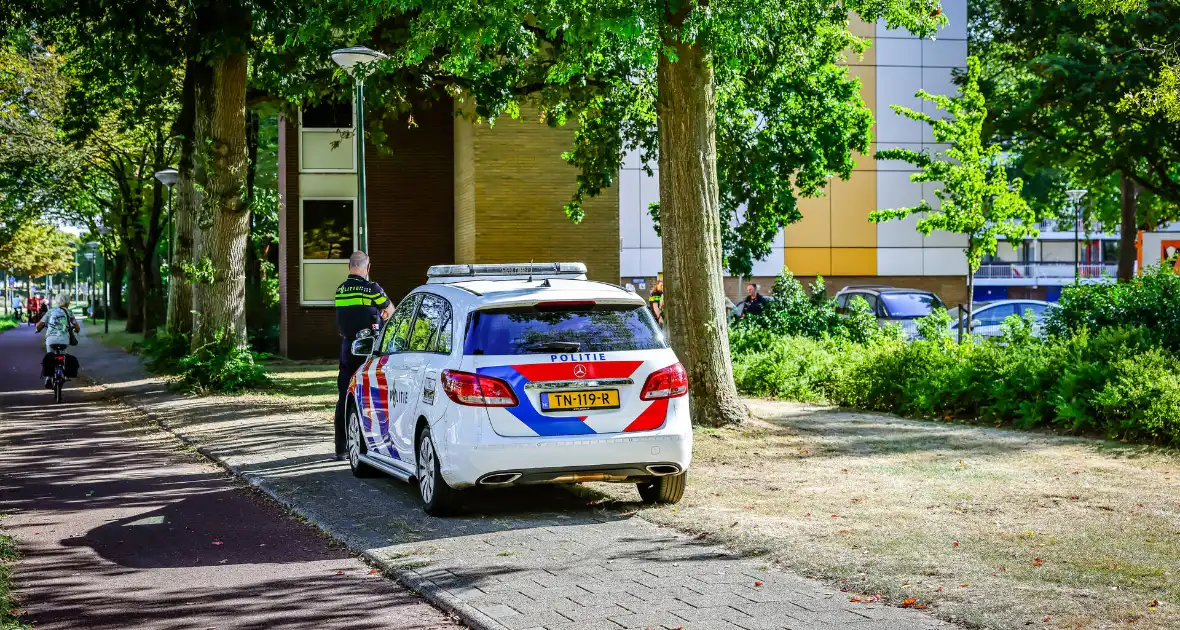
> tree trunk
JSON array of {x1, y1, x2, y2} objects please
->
[
  {"x1": 1118, "y1": 173, "x2": 1139, "y2": 282},
  {"x1": 244, "y1": 108, "x2": 264, "y2": 342},
  {"x1": 655, "y1": 4, "x2": 746, "y2": 428},
  {"x1": 109, "y1": 253, "x2": 127, "y2": 319},
  {"x1": 168, "y1": 60, "x2": 202, "y2": 336},
  {"x1": 125, "y1": 247, "x2": 145, "y2": 333},
  {"x1": 191, "y1": 51, "x2": 251, "y2": 349}
]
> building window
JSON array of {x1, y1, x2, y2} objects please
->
[
  {"x1": 301, "y1": 100, "x2": 353, "y2": 129},
  {"x1": 300, "y1": 198, "x2": 356, "y2": 305},
  {"x1": 299, "y1": 98, "x2": 356, "y2": 172},
  {"x1": 302, "y1": 199, "x2": 355, "y2": 259}
]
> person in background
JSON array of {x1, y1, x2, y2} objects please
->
[
  {"x1": 648, "y1": 280, "x2": 664, "y2": 327},
  {"x1": 741, "y1": 282, "x2": 770, "y2": 318},
  {"x1": 333, "y1": 251, "x2": 394, "y2": 461},
  {"x1": 11, "y1": 294, "x2": 22, "y2": 322}
]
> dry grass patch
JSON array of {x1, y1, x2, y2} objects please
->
[{"x1": 595, "y1": 400, "x2": 1180, "y2": 630}]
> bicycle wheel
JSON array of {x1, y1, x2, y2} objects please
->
[{"x1": 53, "y1": 379, "x2": 62, "y2": 403}]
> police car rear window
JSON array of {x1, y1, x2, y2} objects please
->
[{"x1": 463, "y1": 304, "x2": 667, "y2": 355}]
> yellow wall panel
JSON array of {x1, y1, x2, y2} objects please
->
[
  {"x1": 786, "y1": 184, "x2": 831, "y2": 247},
  {"x1": 848, "y1": 13, "x2": 876, "y2": 37},
  {"x1": 831, "y1": 248, "x2": 877, "y2": 276},
  {"x1": 831, "y1": 172, "x2": 877, "y2": 247},
  {"x1": 785, "y1": 248, "x2": 832, "y2": 276}
]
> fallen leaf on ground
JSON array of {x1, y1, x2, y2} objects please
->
[
  {"x1": 211, "y1": 541, "x2": 223, "y2": 546},
  {"x1": 369, "y1": 569, "x2": 379, "y2": 575},
  {"x1": 754, "y1": 581, "x2": 763, "y2": 587},
  {"x1": 953, "y1": 541, "x2": 959, "y2": 547},
  {"x1": 1044, "y1": 615, "x2": 1051, "y2": 622},
  {"x1": 1033, "y1": 558, "x2": 1046, "y2": 567},
  {"x1": 335, "y1": 571, "x2": 344, "y2": 575},
  {"x1": 901, "y1": 597, "x2": 918, "y2": 608}
]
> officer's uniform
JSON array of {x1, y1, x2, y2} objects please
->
[{"x1": 334, "y1": 274, "x2": 390, "y2": 456}]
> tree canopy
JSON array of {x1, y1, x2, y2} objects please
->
[{"x1": 0, "y1": 221, "x2": 77, "y2": 279}]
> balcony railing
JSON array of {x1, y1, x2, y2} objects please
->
[{"x1": 975, "y1": 262, "x2": 1117, "y2": 280}]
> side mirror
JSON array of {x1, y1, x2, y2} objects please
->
[{"x1": 351, "y1": 328, "x2": 375, "y2": 356}]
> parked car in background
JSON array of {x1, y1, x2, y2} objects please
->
[
  {"x1": 834, "y1": 286, "x2": 946, "y2": 339},
  {"x1": 948, "y1": 300, "x2": 1057, "y2": 339}
]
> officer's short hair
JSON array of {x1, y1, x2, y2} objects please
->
[{"x1": 349, "y1": 251, "x2": 369, "y2": 269}]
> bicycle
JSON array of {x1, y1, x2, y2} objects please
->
[{"x1": 48, "y1": 343, "x2": 68, "y2": 403}]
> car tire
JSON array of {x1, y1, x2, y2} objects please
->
[
  {"x1": 347, "y1": 405, "x2": 378, "y2": 478},
  {"x1": 637, "y1": 471, "x2": 687, "y2": 504},
  {"x1": 416, "y1": 425, "x2": 460, "y2": 516}
]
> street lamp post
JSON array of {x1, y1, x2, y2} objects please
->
[
  {"x1": 1066, "y1": 189, "x2": 1088, "y2": 282},
  {"x1": 154, "y1": 168, "x2": 180, "y2": 271},
  {"x1": 99, "y1": 227, "x2": 112, "y2": 334},
  {"x1": 331, "y1": 46, "x2": 387, "y2": 253},
  {"x1": 84, "y1": 243, "x2": 98, "y2": 324}
]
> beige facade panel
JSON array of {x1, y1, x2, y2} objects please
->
[
  {"x1": 300, "y1": 131, "x2": 355, "y2": 171},
  {"x1": 299, "y1": 173, "x2": 357, "y2": 198},
  {"x1": 831, "y1": 172, "x2": 877, "y2": 248}
]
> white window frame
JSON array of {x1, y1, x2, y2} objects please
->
[
  {"x1": 299, "y1": 196, "x2": 358, "y2": 306},
  {"x1": 298, "y1": 101, "x2": 358, "y2": 174}
]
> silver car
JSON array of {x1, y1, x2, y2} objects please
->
[{"x1": 948, "y1": 300, "x2": 1057, "y2": 339}]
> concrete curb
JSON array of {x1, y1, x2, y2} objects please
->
[{"x1": 82, "y1": 368, "x2": 509, "y2": 630}]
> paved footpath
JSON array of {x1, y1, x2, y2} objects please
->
[
  {"x1": 13, "y1": 324, "x2": 958, "y2": 630},
  {"x1": 0, "y1": 325, "x2": 461, "y2": 629}
]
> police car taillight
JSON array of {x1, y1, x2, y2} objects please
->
[
  {"x1": 441, "y1": 370, "x2": 518, "y2": 407},
  {"x1": 640, "y1": 363, "x2": 689, "y2": 400}
]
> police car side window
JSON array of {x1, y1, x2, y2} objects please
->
[
  {"x1": 432, "y1": 310, "x2": 453, "y2": 354},
  {"x1": 409, "y1": 294, "x2": 450, "y2": 352},
  {"x1": 382, "y1": 294, "x2": 421, "y2": 354}
]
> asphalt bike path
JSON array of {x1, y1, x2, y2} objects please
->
[
  {"x1": 0, "y1": 324, "x2": 462, "y2": 630},
  {"x1": 18, "y1": 324, "x2": 958, "y2": 630}
]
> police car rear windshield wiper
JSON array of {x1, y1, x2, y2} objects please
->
[{"x1": 522, "y1": 341, "x2": 581, "y2": 353}]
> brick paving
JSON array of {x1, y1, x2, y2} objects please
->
[{"x1": 71, "y1": 333, "x2": 958, "y2": 630}]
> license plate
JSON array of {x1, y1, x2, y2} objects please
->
[{"x1": 541, "y1": 390, "x2": 620, "y2": 411}]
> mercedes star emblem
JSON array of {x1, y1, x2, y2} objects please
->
[{"x1": 573, "y1": 364, "x2": 588, "y2": 379}]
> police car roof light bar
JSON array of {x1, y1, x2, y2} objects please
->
[{"x1": 426, "y1": 262, "x2": 588, "y2": 284}]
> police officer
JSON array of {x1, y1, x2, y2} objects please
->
[{"x1": 334, "y1": 251, "x2": 393, "y2": 460}]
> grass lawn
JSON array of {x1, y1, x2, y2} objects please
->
[
  {"x1": 81, "y1": 319, "x2": 144, "y2": 352},
  {"x1": 594, "y1": 400, "x2": 1180, "y2": 630},
  {"x1": 1, "y1": 534, "x2": 29, "y2": 630},
  {"x1": 0, "y1": 319, "x2": 18, "y2": 335}
]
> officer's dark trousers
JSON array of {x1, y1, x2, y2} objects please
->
[{"x1": 335, "y1": 342, "x2": 366, "y2": 455}]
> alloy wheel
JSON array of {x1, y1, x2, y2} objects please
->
[{"x1": 418, "y1": 435, "x2": 436, "y2": 504}]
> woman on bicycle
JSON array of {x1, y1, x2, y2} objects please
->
[{"x1": 36, "y1": 295, "x2": 79, "y2": 386}]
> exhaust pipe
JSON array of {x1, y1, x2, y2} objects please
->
[
  {"x1": 479, "y1": 472, "x2": 522, "y2": 485},
  {"x1": 645, "y1": 464, "x2": 680, "y2": 476}
]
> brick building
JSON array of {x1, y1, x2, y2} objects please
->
[{"x1": 278, "y1": 100, "x2": 618, "y2": 359}]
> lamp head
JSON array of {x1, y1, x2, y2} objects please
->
[
  {"x1": 154, "y1": 168, "x2": 180, "y2": 187},
  {"x1": 1065, "y1": 189, "x2": 1088, "y2": 203},
  {"x1": 86, "y1": 241, "x2": 100, "y2": 249},
  {"x1": 331, "y1": 46, "x2": 387, "y2": 74}
]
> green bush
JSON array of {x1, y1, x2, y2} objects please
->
[
  {"x1": 175, "y1": 329, "x2": 271, "y2": 393},
  {"x1": 1045, "y1": 263, "x2": 1180, "y2": 350},
  {"x1": 734, "y1": 268, "x2": 884, "y2": 343},
  {"x1": 140, "y1": 330, "x2": 191, "y2": 374},
  {"x1": 733, "y1": 322, "x2": 1180, "y2": 446}
]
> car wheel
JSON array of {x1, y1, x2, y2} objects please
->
[
  {"x1": 416, "y1": 426, "x2": 460, "y2": 516},
  {"x1": 347, "y1": 406, "x2": 378, "y2": 478},
  {"x1": 637, "y1": 471, "x2": 687, "y2": 504}
]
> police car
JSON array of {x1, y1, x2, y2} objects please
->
[{"x1": 344, "y1": 262, "x2": 692, "y2": 515}]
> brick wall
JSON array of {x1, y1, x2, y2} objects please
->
[{"x1": 454, "y1": 102, "x2": 620, "y2": 283}]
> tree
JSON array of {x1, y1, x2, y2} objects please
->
[
  {"x1": 0, "y1": 222, "x2": 77, "y2": 293},
  {"x1": 1076, "y1": 0, "x2": 1180, "y2": 122},
  {"x1": 871, "y1": 57, "x2": 1035, "y2": 333},
  {"x1": 303, "y1": 0, "x2": 942, "y2": 426},
  {"x1": 972, "y1": 0, "x2": 1180, "y2": 281}
]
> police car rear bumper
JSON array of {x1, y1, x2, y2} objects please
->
[{"x1": 436, "y1": 424, "x2": 693, "y2": 489}]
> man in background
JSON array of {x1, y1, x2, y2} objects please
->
[{"x1": 741, "y1": 282, "x2": 770, "y2": 318}]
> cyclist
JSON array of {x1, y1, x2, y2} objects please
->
[
  {"x1": 10, "y1": 295, "x2": 22, "y2": 322},
  {"x1": 36, "y1": 294, "x2": 79, "y2": 388}
]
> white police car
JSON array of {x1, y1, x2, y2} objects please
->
[{"x1": 344, "y1": 262, "x2": 692, "y2": 515}]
